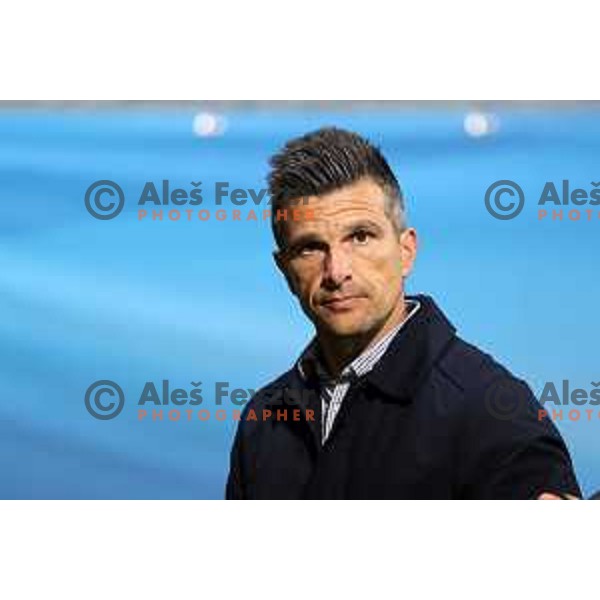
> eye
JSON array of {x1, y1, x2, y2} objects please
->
[
  {"x1": 298, "y1": 241, "x2": 324, "y2": 257},
  {"x1": 351, "y1": 229, "x2": 374, "y2": 245}
]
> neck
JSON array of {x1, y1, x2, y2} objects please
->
[{"x1": 317, "y1": 296, "x2": 408, "y2": 378}]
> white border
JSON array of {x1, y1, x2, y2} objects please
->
[
  {"x1": 1, "y1": 1, "x2": 599, "y2": 100},
  {"x1": 0, "y1": 501, "x2": 595, "y2": 599}
]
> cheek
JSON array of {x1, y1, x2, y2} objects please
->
[
  {"x1": 378, "y1": 247, "x2": 404, "y2": 277},
  {"x1": 362, "y1": 248, "x2": 397, "y2": 274},
  {"x1": 289, "y1": 266, "x2": 320, "y2": 301},
  {"x1": 358, "y1": 253, "x2": 403, "y2": 297}
]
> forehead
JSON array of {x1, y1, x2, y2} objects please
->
[{"x1": 283, "y1": 178, "x2": 388, "y2": 239}]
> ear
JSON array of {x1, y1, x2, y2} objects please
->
[
  {"x1": 399, "y1": 227, "x2": 418, "y2": 278},
  {"x1": 273, "y1": 249, "x2": 298, "y2": 296}
]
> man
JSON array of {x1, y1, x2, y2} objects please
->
[{"x1": 226, "y1": 126, "x2": 581, "y2": 499}]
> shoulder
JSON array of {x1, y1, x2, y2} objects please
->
[
  {"x1": 431, "y1": 336, "x2": 565, "y2": 450},
  {"x1": 435, "y1": 336, "x2": 532, "y2": 402},
  {"x1": 430, "y1": 338, "x2": 579, "y2": 498},
  {"x1": 428, "y1": 336, "x2": 543, "y2": 434}
]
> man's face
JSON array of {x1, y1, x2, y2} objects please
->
[{"x1": 275, "y1": 177, "x2": 417, "y2": 340}]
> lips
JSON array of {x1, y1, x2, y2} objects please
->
[{"x1": 320, "y1": 295, "x2": 362, "y2": 310}]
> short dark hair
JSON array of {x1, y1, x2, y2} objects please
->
[{"x1": 267, "y1": 126, "x2": 405, "y2": 248}]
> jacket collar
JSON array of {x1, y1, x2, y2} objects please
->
[
  {"x1": 266, "y1": 294, "x2": 457, "y2": 406},
  {"x1": 264, "y1": 295, "x2": 456, "y2": 450},
  {"x1": 362, "y1": 294, "x2": 456, "y2": 403}
]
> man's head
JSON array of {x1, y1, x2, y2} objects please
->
[{"x1": 268, "y1": 127, "x2": 417, "y2": 344}]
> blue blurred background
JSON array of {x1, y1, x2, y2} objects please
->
[{"x1": 1, "y1": 103, "x2": 598, "y2": 499}]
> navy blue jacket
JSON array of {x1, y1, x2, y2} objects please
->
[{"x1": 226, "y1": 295, "x2": 581, "y2": 499}]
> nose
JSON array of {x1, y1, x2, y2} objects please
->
[{"x1": 322, "y1": 245, "x2": 352, "y2": 290}]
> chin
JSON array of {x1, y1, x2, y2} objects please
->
[{"x1": 320, "y1": 316, "x2": 374, "y2": 338}]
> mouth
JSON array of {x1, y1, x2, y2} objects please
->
[{"x1": 320, "y1": 295, "x2": 364, "y2": 312}]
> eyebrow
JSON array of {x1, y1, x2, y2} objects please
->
[
  {"x1": 338, "y1": 219, "x2": 384, "y2": 236},
  {"x1": 283, "y1": 232, "x2": 325, "y2": 256}
]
